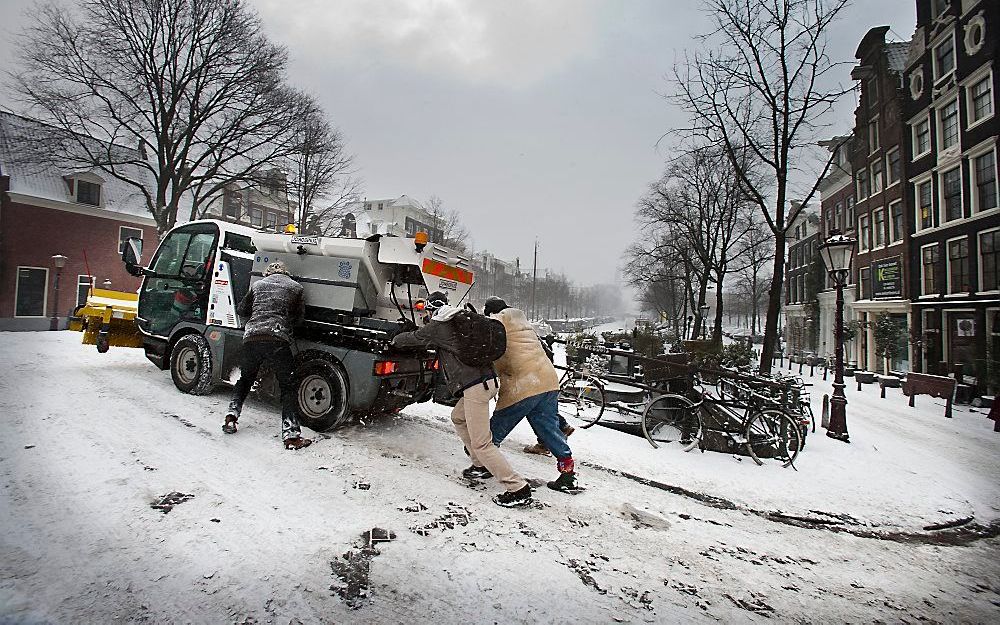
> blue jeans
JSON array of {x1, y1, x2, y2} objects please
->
[{"x1": 491, "y1": 391, "x2": 571, "y2": 459}]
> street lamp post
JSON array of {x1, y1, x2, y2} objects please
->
[
  {"x1": 50, "y1": 254, "x2": 68, "y2": 331},
  {"x1": 819, "y1": 231, "x2": 856, "y2": 443},
  {"x1": 699, "y1": 304, "x2": 709, "y2": 340}
]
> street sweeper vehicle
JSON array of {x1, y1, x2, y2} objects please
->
[{"x1": 121, "y1": 219, "x2": 475, "y2": 430}]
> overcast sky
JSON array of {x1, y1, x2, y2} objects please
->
[{"x1": 2, "y1": 0, "x2": 916, "y2": 284}]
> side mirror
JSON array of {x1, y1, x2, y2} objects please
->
[{"x1": 122, "y1": 237, "x2": 144, "y2": 276}]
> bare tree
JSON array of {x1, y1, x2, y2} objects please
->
[
  {"x1": 732, "y1": 218, "x2": 775, "y2": 335},
  {"x1": 11, "y1": 0, "x2": 308, "y2": 235},
  {"x1": 422, "y1": 195, "x2": 471, "y2": 252},
  {"x1": 284, "y1": 94, "x2": 362, "y2": 235},
  {"x1": 673, "y1": 0, "x2": 850, "y2": 371}
]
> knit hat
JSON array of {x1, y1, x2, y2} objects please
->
[
  {"x1": 425, "y1": 291, "x2": 449, "y2": 311},
  {"x1": 263, "y1": 260, "x2": 289, "y2": 277},
  {"x1": 483, "y1": 296, "x2": 508, "y2": 316}
]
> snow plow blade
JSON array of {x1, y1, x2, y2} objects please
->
[{"x1": 68, "y1": 288, "x2": 143, "y2": 353}]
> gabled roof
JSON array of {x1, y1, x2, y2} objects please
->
[{"x1": 0, "y1": 111, "x2": 154, "y2": 221}]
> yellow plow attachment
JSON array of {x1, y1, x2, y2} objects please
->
[{"x1": 68, "y1": 288, "x2": 143, "y2": 353}]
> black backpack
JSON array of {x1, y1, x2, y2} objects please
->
[{"x1": 450, "y1": 309, "x2": 507, "y2": 367}]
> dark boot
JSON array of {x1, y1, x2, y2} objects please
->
[
  {"x1": 523, "y1": 442, "x2": 551, "y2": 456},
  {"x1": 283, "y1": 437, "x2": 312, "y2": 450},
  {"x1": 493, "y1": 484, "x2": 533, "y2": 508},
  {"x1": 462, "y1": 465, "x2": 493, "y2": 479},
  {"x1": 222, "y1": 413, "x2": 239, "y2": 434},
  {"x1": 547, "y1": 472, "x2": 581, "y2": 493}
]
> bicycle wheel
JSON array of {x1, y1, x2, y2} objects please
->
[
  {"x1": 557, "y1": 374, "x2": 605, "y2": 428},
  {"x1": 641, "y1": 394, "x2": 701, "y2": 451},
  {"x1": 744, "y1": 409, "x2": 801, "y2": 467}
]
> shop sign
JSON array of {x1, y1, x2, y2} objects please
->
[{"x1": 872, "y1": 256, "x2": 902, "y2": 299}]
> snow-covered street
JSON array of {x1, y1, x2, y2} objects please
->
[{"x1": 2, "y1": 332, "x2": 999, "y2": 623}]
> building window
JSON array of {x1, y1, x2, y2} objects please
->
[
  {"x1": 868, "y1": 119, "x2": 879, "y2": 154},
  {"x1": 859, "y1": 267, "x2": 871, "y2": 300},
  {"x1": 870, "y1": 159, "x2": 884, "y2": 195},
  {"x1": 939, "y1": 99, "x2": 959, "y2": 151},
  {"x1": 118, "y1": 226, "x2": 143, "y2": 254},
  {"x1": 859, "y1": 214, "x2": 871, "y2": 252},
  {"x1": 15, "y1": 266, "x2": 48, "y2": 317},
  {"x1": 969, "y1": 75, "x2": 994, "y2": 125},
  {"x1": 890, "y1": 201, "x2": 904, "y2": 243},
  {"x1": 365, "y1": 203, "x2": 371, "y2": 210},
  {"x1": 856, "y1": 168, "x2": 869, "y2": 200},
  {"x1": 378, "y1": 203, "x2": 384, "y2": 210},
  {"x1": 77, "y1": 180, "x2": 101, "y2": 206},
  {"x1": 913, "y1": 118, "x2": 931, "y2": 157},
  {"x1": 873, "y1": 208, "x2": 886, "y2": 248},
  {"x1": 917, "y1": 179, "x2": 934, "y2": 230},
  {"x1": 248, "y1": 207, "x2": 263, "y2": 227},
  {"x1": 867, "y1": 76, "x2": 879, "y2": 114},
  {"x1": 265, "y1": 212, "x2": 278, "y2": 230},
  {"x1": 834, "y1": 202, "x2": 843, "y2": 231},
  {"x1": 77, "y1": 275, "x2": 94, "y2": 307},
  {"x1": 933, "y1": 36, "x2": 955, "y2": 81},
  {"x1": 887, "y1": 148, "x2": 900, "y2": 186},
  {"x1": 974, "y1": 150, "x2": 997, "y2": 213},
  {"x1": 930, "y1": 0, "x2": 948, "y2": 19},
  {"x1": 922, "y1": 245, "x2": 939, "y2": 295},
  {"x1": 224, "y1": 193, "x2": 240, "y2": 218},
  {"x1": 941, "y1": 167, "x2": 962, "y2": 222},
  {"x1": 982, "y1": 229, "x2": 1000, "y2": 292},
  {"x1": 947, "y1": 237, "x2": 969, "y2": 294},
  {"x1": 846, "y1": 197, "x2": 855, "y2": 225}
]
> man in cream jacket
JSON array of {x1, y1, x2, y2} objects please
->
[{"x1": 484, "y1": 297, "x2": 579, "y2": 492}]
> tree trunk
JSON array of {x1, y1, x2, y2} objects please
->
[{"x1": 759, "y1": 235, "x2": 786, "y2": 373}]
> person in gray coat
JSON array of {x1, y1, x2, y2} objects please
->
[
  {"x1": 222, "y1": 260, "x2": 311, "y2": 450},
  {"x1": 392, "y1": 291, "x2": 532, "y2": 508}
]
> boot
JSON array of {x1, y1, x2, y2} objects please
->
[
  {"x1": 523, "y1": 442, "x2": 552, "y2": 456},
  {"x1": 222, "y1": 413, "x2": 238, "y2": 434},
  {"x1": 283, "y1": 437, "x2": 312, "y2": 450},
  {"x1": 462, "y1": 465, "x2": 493, "y2": 479},
  {"x1": 547, "y1": 471, "x2": 581, "y2": 493},
  {"x1": 493, "y1": 484, "x2": 533, "y2": 508},
  {"x1": 561, "y1": 425, "x2": 576, "y2": 438}
]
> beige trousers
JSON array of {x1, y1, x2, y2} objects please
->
[{"x1": 451, "y1": 378, "x2": 527, "y2": 492}]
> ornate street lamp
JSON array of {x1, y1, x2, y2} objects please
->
[
  {"x1": 699, "y1": 304, "x2": 710, "y2": 340},
  {"x1": 50, "y1": 254, "x2": 68, "y2": 331},
  {"x1": 819, "y1": 230, "x2": 856, "y2": 443}
]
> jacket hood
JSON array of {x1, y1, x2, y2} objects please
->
[{"x1": 432, "y1": 305, "x2": 463, "y2": 322}]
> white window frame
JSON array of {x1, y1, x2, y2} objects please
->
[
  {"x1": 939, "y1": 166, "x2": 964, "y2": 224},
  {"x1": 859, "y1": 214, "x2": 871, "y2": 252},
  {"x1": 14, "y1": 266, "x2": 49, "y2": 318},
  {"x1": 870, "y1": 159, "x2": 884, "y2": 196},
  {"x1": 979, "y1": 227, "x2": 1000, "y2": 294},
  {"x1": 968, "y1": 144, "x2": 999, "y2": 214},
  {"x1": 886, "y1": 147, "x2": 901, "y2": 187},
  {"x1": 932, "y1": 31, "x2": 956, "y2": 84},
  {"x1": 914, "y1": 175, "x2": 935, "y2": 232},
  {"x1": 76, "y1": 274, "x2": 94, "y2": 307},
  {"x1": 920, "y1": 243, "x2": 939, "y2": 296},
  {"x1": 872, "y1": 207, "x2": 886, "y2": 248},
  {"x1": 912, "y1": 114, "x2": 932, "y2": 159},
  {"x1": 966, "y1": 68, "x2": 995, "y2": 129},
  {"x1": 937, "y1": 98, "x2": 960, "y2": 153},
  {"x1": 856, "y1": 167, "x2": 868, "y2": 200},
  {"x1": 889, "y1": 200, "x2": 904, "y2": 244},
  {"x1": 868, "y1": 118, "x2": 880, "y2": 155},
  {"x1": 946, "y1": 235, "x2": 970, "y2": 295},
  {"x1": 118, "y1": 226, "x2": 143, "y2": 254}
]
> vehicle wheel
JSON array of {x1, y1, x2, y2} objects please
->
[
  {"x1": 170, "y1": 334, "x2": 215, "y2": 395},
  {"x1": 744, "y1": 409, "x2": 802, "y2": 468},
  {"x1": 293, "y1": 357, "x2": 350, "y2": 432},
  {"x1": 641, "y1": 393, "x2": 701, "y2": 451},
  {"x1": 557, "y1": 374, "x2": 605, "y2": 428}
]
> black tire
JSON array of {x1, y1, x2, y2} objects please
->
[
  {"x1": 557, "y1": 374, "x2": 605, "y2": 428},
  {"x1": 641, "y1": 393, "x2": 701, "y2": 450},
  {"x1": 170, "y1": 333, "x2": 215, "y2": 395},
  {"x1": 744, "y1": 409, "x2": 802, "y2": 468},
  {"x1": 293, "y1": 356, "x2": 351, "y2": 432}
]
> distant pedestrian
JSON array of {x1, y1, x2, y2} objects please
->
[
  {"x1": 392, "y1": 292, "x2": 533, "y2": 508},
  {"x1": 223, "y1": 261, "x2": 311, "y2": 450},
  {"x1": 483, "y1": 297, "x2": 580, "y2": 493}
]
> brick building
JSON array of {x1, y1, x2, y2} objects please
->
[
  {"x1": 0, "y1": 112, "x2": 160, "y2": 330},
  {"x1": 849, "y1": 27, "x2": 913, "y2": 373},
  {"x1": 783, "y1": 206, "x2": 822, "y2": 357},
  {"x1": 902, "y1": 0, "x2": 999, "y2": 389}
]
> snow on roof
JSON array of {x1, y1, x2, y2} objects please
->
[
  {"x1": 885, "y1": 41, "x2": 910, "y2": 73},
  {"x1": 0, "y1": 112, "x2": 154, "y2": 221}
]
